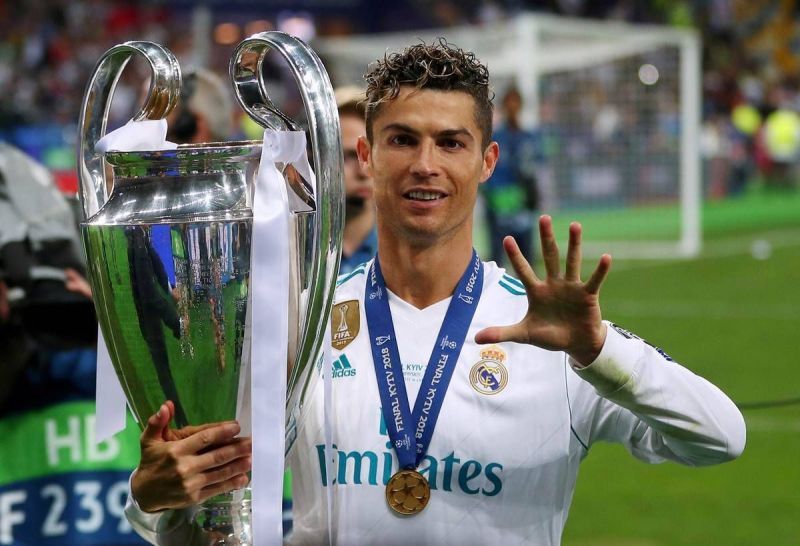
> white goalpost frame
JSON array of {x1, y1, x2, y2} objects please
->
[{"x1": 315, "y1": 14, "x2": 702, "y2": 259}]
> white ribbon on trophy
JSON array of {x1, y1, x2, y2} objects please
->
[
  {"x1": 250, "y1": 129, "x2": 296, "y2": 544},
  {"x1": 93, "y1": 119, "x2": 177, "y2": 442},
  {"x1": 253, "y1": 129, "x2": 333, "y2": 545}
]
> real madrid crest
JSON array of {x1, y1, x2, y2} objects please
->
[
  {"x1": 470, "y1": 346, "x2": 509, "y2": 395},
  {"x1": 331, "y1": 299, "x2": 360, "y2": 350}
]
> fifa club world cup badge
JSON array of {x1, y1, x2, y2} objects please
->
[
  {"x1": 470, "y1": 346, "x2": 509, "y2": 395},
  {"x1": 332, "y1": 300, "x2": 360, "y2": 350}
]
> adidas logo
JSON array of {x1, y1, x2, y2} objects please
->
[{"x1": 332, "y1": 354, "x2": 356, "y2": 378}]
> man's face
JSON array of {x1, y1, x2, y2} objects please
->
[
  {"x1": 503, "y1": 91, "x2": 522, "y2": 118},
  {"x1": 357, "y1": 87, "x2": 498, "y2": 246},
  {"x1": 340, "y1": 112, "x2": 373, "y2": 213}
]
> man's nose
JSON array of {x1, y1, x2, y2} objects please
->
[{"x1": 409, "y1": 141, "x2": 438, "y2": 178}]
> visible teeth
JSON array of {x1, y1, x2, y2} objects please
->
[{"x1": 408, "y1": 191, "x2": 442, "y2": 201}]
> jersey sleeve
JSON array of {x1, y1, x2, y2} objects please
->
[
  {"x1": 566, "y1": 323, "x2": 746, "y2": 466},
  {"x1": 123, "y1": 471, "x2": 206, "y2": 545}
]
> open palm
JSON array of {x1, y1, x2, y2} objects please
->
[{"x1": 475, "y1": 215, "x2": 611, "y2": 367}]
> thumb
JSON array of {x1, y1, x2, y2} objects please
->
[
  {"x1": 475, "y1": 324, "x2": 528, "y2": 345},
  {"x1": 140, "y1": 402, "x2": 172, "y2": 444}
]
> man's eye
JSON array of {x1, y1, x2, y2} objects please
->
[
  {"x1": 390, "y1": 134, "x2": 413, "y2": 146},
  {"x1": 441, "y1": 139, "x2": 463, "y2": 149}
]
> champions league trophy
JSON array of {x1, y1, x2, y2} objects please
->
[{"x1": 77, "y1": 35, "x2": 343, "y2": 544}]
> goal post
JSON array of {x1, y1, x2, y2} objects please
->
[{"x1": 315, "y1": 14, "x2": 702, "y2": 259}]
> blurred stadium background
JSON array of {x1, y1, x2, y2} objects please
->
[{"x1": 1, "y1": 0, "x2": 799, "y2": 544}]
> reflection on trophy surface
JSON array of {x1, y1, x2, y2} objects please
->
[
  {"x1": 84, "y1": 218, "x2": 252, "y2": 428},
  {"x1": 78, "y1": 33, "x2": 343, "y2": 545}
]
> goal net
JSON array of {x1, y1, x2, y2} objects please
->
[{"x1": 315, "y1": 14, "x2": 701, "y2": 259}]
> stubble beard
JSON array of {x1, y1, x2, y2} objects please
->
[{"x1": 391, "y1": 209, "x2": 473, "y2": 250}]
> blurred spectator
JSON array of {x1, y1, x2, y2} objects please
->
[
  {"x1": 0, "y1": 142, "x2": 146, "y2": 545},
  {"x1": 0, "y1": 142, "x2": 91, "y2": 352},
  {"x1": 3, "y1": 0, "x2": 800, "y2": 207},
  {"x1": 335, "y1": 85, "x2": 377, "y2": 274},
  {"x1": 483, "y1": 87, "x2": 542, "y2": 264},
  {"x1": 757, "y1": 107, "x2": 800, "y2": 190},
  {"x1": 166, "y1": 68, "x2": 234, "y2": 144}
]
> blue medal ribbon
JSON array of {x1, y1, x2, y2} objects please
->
[{"x1": 365, "y1": 250, "x2": 483, "y2": 470}]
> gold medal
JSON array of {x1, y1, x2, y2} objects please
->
[{"x1": 385, "y1": 469, "x2": 431, "y2": 515}]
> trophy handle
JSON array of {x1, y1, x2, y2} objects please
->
[
  {"x1": 230, "y1": 32, "x2": 344, "y2": 399},
  {"x1": 77, "y1": 41, "x2": 181, "y2": 220}
]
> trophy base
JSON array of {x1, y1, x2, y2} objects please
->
[{"x1": 194, "y1": 487, "x2": 252, "y2": 545}]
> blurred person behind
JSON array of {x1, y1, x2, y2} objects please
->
[
  {"x1": 483, "y1": 86, "x2": 542, "y2": 265},
  {"x1": 166, "y1": 68, "x2": 234, "y2": 144},
  {"x1": 336, "y1": 85, "x2": 377, "y2": 274},
  {"x1": 0, "y1": 142, "x2": 95, "y2": 407},
  {"x1": 0, "y1": 142, "x2": 146, "y2": 545}
]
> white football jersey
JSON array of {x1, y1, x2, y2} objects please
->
[
  {"x1": 286, "y1": 260, "x2": 745, "y2": 545},
  {"x1": 126, "y1": 260, "x2": 745, "y2": 545}
]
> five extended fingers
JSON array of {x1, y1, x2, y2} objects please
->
[{"x1": 477, "y1": 218, "x2": 610, "y2": 347}]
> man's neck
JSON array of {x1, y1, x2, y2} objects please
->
[
  {"x1": 342, "y1": 206, "x2": 375, "y2": 257},
  {"x1": 377, "y1": 231, "x2": 474, "y2": 310}
]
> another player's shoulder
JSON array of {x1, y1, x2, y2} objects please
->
[{"x1": 481, "y1": 260, "x2": 527, "y2": 299}]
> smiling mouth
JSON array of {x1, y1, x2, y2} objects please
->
[{"x1": 404, "y1": 190, "x2": 446, "y2": 202}]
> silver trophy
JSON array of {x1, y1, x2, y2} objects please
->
[{"x1": 78, "y1": 34, "x2": 343, "y2": 544}]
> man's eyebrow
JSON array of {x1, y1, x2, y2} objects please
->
[
  {"x1": 438, "y1": 128, "x2": 474, "y2": 141},
  {"x1": 380, "y1": 124, "x2": 475, "y2": 141},
  {"x1": 380, "y1": 123, "x2": 419, "y2": 135}
]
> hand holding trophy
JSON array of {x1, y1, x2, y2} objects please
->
[{"x1": 77, "y1": 34, "x2": 344, "y2": 545}]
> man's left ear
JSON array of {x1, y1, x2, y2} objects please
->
[{"x1": 480, "y1": 141, "x2": 500, "y2": 184}]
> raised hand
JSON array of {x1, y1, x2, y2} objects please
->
[
  {"x1": 475, "y1": 215, "x2": 611, "y2": 367},
  {"x1": 131, "y1": 401, "x2": 252, "y2": 513}
]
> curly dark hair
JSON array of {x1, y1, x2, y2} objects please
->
[{"x1": 363, "y1": 39, "x2": 494, "y2": 148}]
